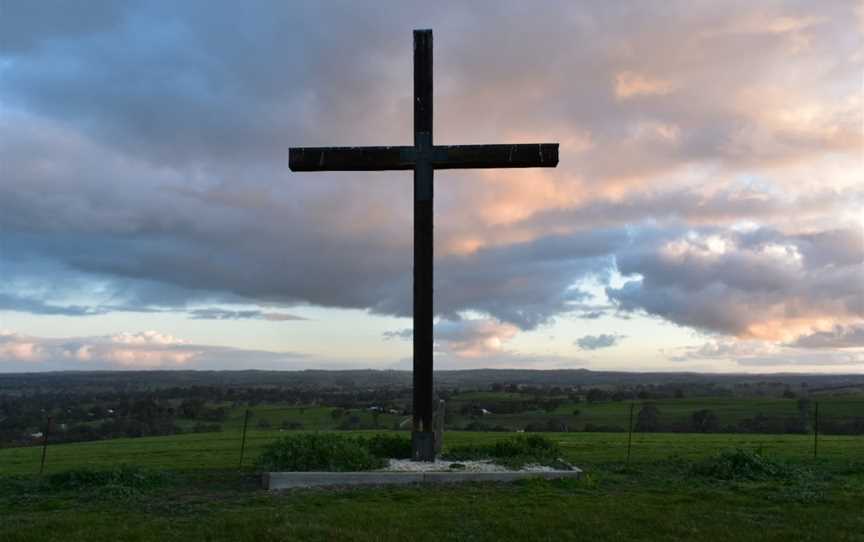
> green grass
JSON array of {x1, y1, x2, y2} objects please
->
[
  {"x1": 3, "y1": 474, "x2": 863, "y2": 541},
  {"x1": 1, "y1": 431, "x2": 863, "y2": 541},
  {"x1": 1, "y1": 430, "x2": 862, "y2": 476}
]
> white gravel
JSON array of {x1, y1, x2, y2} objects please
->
[{"x1": 383, "y1": 459, "x2": 556, "y2": 473}]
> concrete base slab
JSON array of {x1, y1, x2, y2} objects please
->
[{"x1": 264, "y1": 468, "x2": 581, "y2": 490}]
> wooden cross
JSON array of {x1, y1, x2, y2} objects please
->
[{"x1": 289, "y1": 29, "x2": 558, "y2": 460}]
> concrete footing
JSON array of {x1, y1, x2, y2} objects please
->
[{"x1": 264, "y1": 468, "x2": 582, "y2": 490}]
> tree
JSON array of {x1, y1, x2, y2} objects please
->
[
  {"x1": 542, "y1": 400, "x2": 561, "y2": 413},
  {"x1": 635, "y1": 404, "x2": 660, "y2": 432},
  {"x1": 691, "y1": 409, "x2": 719, "y2": 433},
  {"x1": 586, "y1": 388, "x2": 608, "y2": 403},
  {"x1": 178, "y1": 399, "x2": 205, "y2": 419},
  {"x1": 796, "y1": 398, "x2": 813, "y2": 432},
  {"x1": 545, "y1": 419, "x2": 567, "y2": 432}
]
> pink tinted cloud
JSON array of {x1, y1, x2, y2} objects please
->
[{"x1": 0, "y1": 330, "x2": 200, "y2": 369}]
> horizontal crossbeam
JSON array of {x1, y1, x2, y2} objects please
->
[
  {"x1": 289, "y1": 146, "x2": 414, "y2": 171},
  {"x1": 289, "y1": 143, "x2": 558, "y2": 172},
  {"x1": 432, "y1": 144, "x2": 558, "y2": 169}
]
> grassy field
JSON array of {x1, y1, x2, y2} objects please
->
[
  {"x1": 1, "y1": 428, "x2": 862, "y2": 475},
  {"x1": 1, "y1": 430, "x2": 863, "y2": 541}
]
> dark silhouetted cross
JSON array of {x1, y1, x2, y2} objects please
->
[{"x1": 289, "y1": 29, "x2": 558, "y2": 461}]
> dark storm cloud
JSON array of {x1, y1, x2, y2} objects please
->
[{"x1": 429, "y1": 229, "x2": 626, "y2": 329}]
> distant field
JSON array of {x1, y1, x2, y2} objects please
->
[
  {"x1": 173, "y1": 394, "x2": 864, "y2": 436},
  {"x1": 1, "y1": 429, "x2": 862, "y2": 476},
  {"x1": 447, "y1": 394, "x2": 864, "y2": 431}
]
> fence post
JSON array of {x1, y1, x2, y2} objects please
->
[
  {"x1": 813, "y1": 401, "x2": 819, "y2": 460},
  {"x1": 239, "y1": 408, "x2": 251, "y2": 469},
  {"x1": 626, "y1": 402, "x2": 635, "y2": 465},
  {"x1": 39, "y1": 416, "x2": 52, "y2": 476}
]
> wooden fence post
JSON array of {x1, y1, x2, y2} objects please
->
[
  {"x1": 39, "y1": 416, "x2": 52, "y2": 476},
  {"x1": 813, "y1": 401, "x2": 819, "y2": 460},
  {"x1": 626, "y1": 403, "x2": 635, "y2": 465},
  {"x1": 239, "y1": 409, "x2": 251, "y2": 469}
]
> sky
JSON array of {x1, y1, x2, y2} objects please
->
[{"x1": 0, "y1": 0, "x2": 862, "y2": 374}]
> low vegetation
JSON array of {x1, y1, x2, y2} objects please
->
[
  {"x1": 257, "y1": 433, "x2": 384, "y2": 471},
  {"x1": 692, "y1": 448, "x2": 808, "y2": 481},
  {"x1": 257, "y1": 433, "x2": 412, "y2": 471},
  {"x1": 45, "y1": 464, "x2": 170, "y2": 492},
  {"x1": 442, "y1": 434, "x2": 572, "y2": 470}
]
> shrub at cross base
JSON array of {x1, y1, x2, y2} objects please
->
[{"x1": 256, "y1": 433, "x2": 412, "y2": 471}]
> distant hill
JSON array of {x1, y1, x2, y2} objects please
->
[{"x1": 2, "y1": 368, "x2": 863, "y2": 395}]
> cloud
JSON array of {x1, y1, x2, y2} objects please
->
[
  {"x1": 383, "y1": 328, "x2": 413, "y2": 341},
  {"x1": 615, "y1": 71, "x2": 675, "y2": 99},
  {"x1": 671, "y1": 337, "x2": 864, "y2": 369},
  {"x1": 575, "y1": 333, "x2": 624, "y2": 350},
  {"x1": 0, "y1": 293, "x2": 110, "y2": 316},
  {"x1": 0, "y1": 329, "x2": 312, "y2": 371},
  {"x1": 608, "y1": 226, "x2": 864, "y2": 342},
  {"x1": 386, "y1": 317, "x2": 522, "y2": 359},
  {"x1": 434, "y1": 318, "x2": 520, "y2": 358},
  {"x1": 788, "y1": 325, "x2": 864, "y2": 349},
  {"x1": 430, "y1": 229, "x2": 625, "y2": 328},
  {"x1": 187, "y1": 309, "x2": 307, "y2": 321},
  {"x1": 0, "y1": 330, "x2": 199, "y2": 369}
]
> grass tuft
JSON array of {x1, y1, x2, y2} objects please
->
[
  {"x1": 364, "y1": 433, "x2": 412, "y2": 460},
  {"x1": 47, "y1": 465, "x2": 170, "y2": 491},
  {"x1": 691, "y1": 448, "x2": 806, "y2": 481}
]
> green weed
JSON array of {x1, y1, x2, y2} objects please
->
[
  {"x1": 691, "y1": 448, "x2": 803, "y2": 481},
  {"x1": 256, "y1": 433, "x2": 387, "y2": 471}
]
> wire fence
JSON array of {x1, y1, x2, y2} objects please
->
[{"x1": 4, "y1": 399, "x2": 863, "y2": 476}]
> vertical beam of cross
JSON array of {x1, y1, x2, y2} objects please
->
[
  {"x1": 412, "y1": 29, "x2": 435, "y2": 460},
  {"x1": 288, "y1": 29, "x2": 558, "y2": 461}
]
